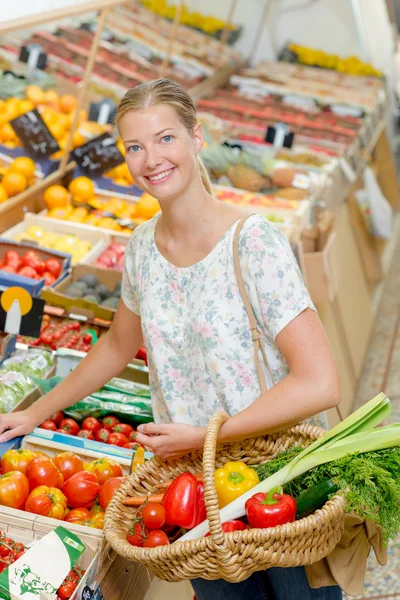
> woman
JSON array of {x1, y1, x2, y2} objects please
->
[{"x1": 0, "y1": 79, "x2": 341, "y2": 599}]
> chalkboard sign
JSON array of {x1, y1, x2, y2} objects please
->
[
  {"x1": 10, "y1": 109, "x2": 60, "y2": 158},
  {"x1": 72, "y1": 133, "x2": 124, "y2": 176}
]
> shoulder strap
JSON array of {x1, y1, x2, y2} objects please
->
[{"x1": 233, "y1": 215, "x2": 275, "y2": 395}]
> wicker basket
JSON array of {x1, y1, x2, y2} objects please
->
[{"x1": 104, "y1": 412, "x2": 345, "y2": 583}]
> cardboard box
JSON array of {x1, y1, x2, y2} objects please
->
[
  {"x1": 40, "y1": 265, "x2": 122, "y2": 320},
  {"x1": 1, "y1": 214, "x2": 110, "y2": 267},
  {"x1": 81, "y1": 234, "x2": 128, "y2": 271},
  {"x1": 299, "y1": 232, "x2": 340, "y2": 305}
]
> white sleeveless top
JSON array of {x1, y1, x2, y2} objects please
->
[{"x1": 121, "y1": 213, "x2": 328, "y2": 430}]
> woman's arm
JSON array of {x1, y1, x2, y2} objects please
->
[
  {"x1": 135, "y1": 308, "x2": 340, "y2": 458},
  {"x1": 0, "y1": 300, "x2": 143, "y2": 442}
]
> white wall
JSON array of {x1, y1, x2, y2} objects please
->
[{"x1": 0, "y1": 0, "x2": 91, "y2": 22}]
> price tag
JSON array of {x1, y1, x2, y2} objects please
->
[
  {"x1": 292, "y1": 173, "x2": 311, "y2": 190},
  {"x1": 330, "y1": 104, "x2": 363, "y2": 118},
  {"x1": 0, "y1": 287, "x2": 44, "y2": 338},
  {"x1": 339, "y1": 157, "x2": 357, "y2": 183},
  {"x1": 72, "y1": 133, "x2": 124, "y2": 177},
  {"x1": 10, "y1": 109, "x2": 60, "y2": 158},
  {"x1": 283, "y1": 94, "x2": 317, "y2": 111}
]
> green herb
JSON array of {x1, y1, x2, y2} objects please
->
[{"x1": 255, "y1": 447, "x2": 400, "y2": 543}]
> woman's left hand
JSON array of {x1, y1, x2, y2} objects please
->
[{"x1": 135, "y1": 423, "x2": 206, "y2": 460}]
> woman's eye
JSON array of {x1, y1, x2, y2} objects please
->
[
  {"x1": 128, "y1": 145, "x2": 140, "y2": 153},
  {"x1": 162, "y1": 135, "x2": 173, "y2": 143}
]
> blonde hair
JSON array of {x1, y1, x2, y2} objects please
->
[{"x1": 116, "y1": 79, "x2": 213, "y2": 194}]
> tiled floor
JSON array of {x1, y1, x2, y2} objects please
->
[{"x1": 343, "y1": 237, "x2": 400, "y2": 599}]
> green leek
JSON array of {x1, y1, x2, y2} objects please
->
[{"x1": 180, "y1": 393, "x2": 396, "y2": 541}]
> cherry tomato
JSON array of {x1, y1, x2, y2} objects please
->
[
  {"x1": 77, "y1": 430, "x2": 94, "y2": 440},
  {"x1": 35, "y1": 260, "x2": 46, "y2": 276},
  {"x1": 112, "y1": 423, "x2": 134, "y2": 437},
  {"x1": 49, "y1": 411, "x2": 64, "y2": 427},
  {"x1": 40, "y1": 420, "x2": 57, "y2": 431},
  {"x1": 1, "y1": 265, "x2": 16, "y2": 274},
  {"x1": 140, "y1": 503, "x2": 166, "y2": 530},
  {"x1": 129, "y1": 431, "x2": 139, "y2": 442},
  {"x1": 57, "y1": 428, "x2": 72, "y2": 435},
  {"x1": 45, "y1": 258, "x2": 61, "y2": 279},
  {"x1": 102, "y1": 416, "x2": 120, "y2": 431},
  {"x1": 126, "y1": 522, "x2": 147, "y2": 547},
  {"x1": 57, "y1": 581, "x2": 77, "y2": 599},
  {"x1": 108, "y1": 433, "x2": 129, "y2": 447},
  {"x1": 18, "y1": 266, "x2": 37, "y2": 279},
  {"x1": 123, "y1": 442, "x2": 139, "y2": 450},
  {"x1": 95, "y1": 428, "x2": 110, "y2": 443},
  {"x1": 82, "y1": 333, "x2": 92, "y2": 344},
  {"x1": 82, "y1": 417, "x2": 101, "y2": 434},
  {"x1": 143, "y1": 530, "x2": 170, "y2": 548},
  {"x1": 60, "y1": 419, "x2": 80, "y2": 436}
]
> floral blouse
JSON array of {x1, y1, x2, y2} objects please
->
[{"x1": 122, "y1": 213, "x2": 328, "y2": 430}]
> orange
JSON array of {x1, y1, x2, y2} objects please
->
[
  {"x1": 49, "y1": 122, "x2": 65, "y2": 141},
  {"x1": 59, "y1": 94, "x2": 77, "y2": 114},
  {"x1": 135, "y1": 193, "x2": 160, "y2": 219},
  {"x1": 113, "y1": 177, "x2": 130, "y2": 187},
  {"x1": 25, "y1": 85, "x2": 45, "y2": 105},
  {"x1": 72, "y1": 131, "x2": 86, "y2": 148},
  {"x1": 44, "y1": 185, "x2": 69, "y2": 209},
  {"x1": 0, "y1": 100, "x2": 6, "y2": 113},
  {"x1": 0, "y1": 185, "x2": 8, "y2": 203},
  {"x1": 0, "y1": 123, "x2": 17, "y2": 143},
  {"x1": 98, "y1": 217, "x2": 122, "y2": 231},
  {"x1": 18, "y1": 100, "x2": 35, "y2": 114},
  {"x1": 43, "y1": 90, "x2": 59, "y2": 104},
  {"x1": 9, "y1": 157, "x2": 36, "y2": 180},
  {"x1": 1, "y1": 172, "x2": 27, "y2": 197},
  {"x1": 47, "y1": 206, "x2": 72, "y2": 220},
  {"x1": 68, "y1": 176, "x2": 95, "y2": 201},
  {"x1": 5, "y1": 98, "x2": 21, "y2": 119}
]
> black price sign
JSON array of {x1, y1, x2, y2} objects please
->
[
  {"x1": 10, "y1": 109, "x2": 60, "y2": 158},
  {"x1": 72, "y1": 133, "x2": 124, "y2": 177}
]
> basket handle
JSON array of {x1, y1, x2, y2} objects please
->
[{"x1": 202, "y1": 411, "x2": 239, "y2": 575}]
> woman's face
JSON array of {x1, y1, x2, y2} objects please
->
[{"x1": 119, "y1": 104, "x2": 203, "y2": 201}]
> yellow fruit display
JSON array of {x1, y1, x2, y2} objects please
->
[
  {"x1": 289, "y1": 43, "x2": 382, "y2": 77},
  {"x1": 13, "y1": 226, "x2": 92, "y2": 265}
]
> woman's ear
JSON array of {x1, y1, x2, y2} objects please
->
[{"x1": 192, "y1": 122, "x2": 204, "y2": 155}]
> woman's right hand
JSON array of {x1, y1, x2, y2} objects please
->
[{"x1": 0, "y1": 410, "x2": 36, "y2": 443}]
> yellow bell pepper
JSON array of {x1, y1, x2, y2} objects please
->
[
  {"x1": 214, "y1": 461, "x2": 259, "y2": 508},
  {"x1": 130, "y1": 446, "x2": 145, "y2": 474}
]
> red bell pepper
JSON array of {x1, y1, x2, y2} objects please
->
[
  {"x1": 245, "y1": 487, "x2": 296, "y2": 529},
  {"x1": 162, "y1": 473, "x2": 206, "y2": 529},
  {"x1": 205, "y1": 520, "x2": 246, "y2": 536}
]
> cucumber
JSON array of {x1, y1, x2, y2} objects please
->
[{"x1": 295, "y1": 478, "x2": 339, "y2": 520}]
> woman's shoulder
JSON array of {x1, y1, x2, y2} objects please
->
[
  {"x1": 126, "y1": 216, "x2": 158, "y2": 251},
  {"x1": 237, "y1": 213, "x2": 289, "y2": 254}
]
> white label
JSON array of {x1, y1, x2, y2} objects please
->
[
  {"x1": 292, "y1": 173, "x2": 311, "y2": 190},
  {"x1": 331, "y1": 104, "x2": 363, "y2": 118},
  {"x1": 339, "y1": 157, "x2": 357, "y2": 182},
  {"x1": 283, "y1": 94, "x2": 317, "y2": 111},
  {"x1": 31, "y1": 354, "x2": 48, "y2": 372}
]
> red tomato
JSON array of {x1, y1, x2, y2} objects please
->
[
  {"x1": 85, "y1": 458, "x2": 122, "y2": 486},
  {"x1": 112, "y1": 423, "x2": 134, "y2": 437},
  {"x1": 126, "y1": 522, "x2": 147, "y2": 547},
  {"x1": 82, "y1": 417, "x2": 101, "y2": 434},
  {"x1": 77, "y1": 430, "x2": 94, "y2": 440},
  {"x1": 25, "y1": 486, "x2": 67, "y2": 520},
  {"x1": 143, "y1": 530, "x2": 170, "y2": 548},
  {"x1": 35, "y1": 260, "x2": 46, "y2": 276},
  {"x1": 49, "y1": 411, "x2": 64, "y2": 427},
  {"x1": 57, "y1": 428, "x2": 72, "y2": 435},
  {"x1": 141, "y1": 503, "x2": 166, "y2": 530},
  {"x1": 43, "y1": 271, "x2": 56, "y2": 286},
  {"x1": 53, "y1": 452, "x2": 83, "y2": 482},
  {"x1": 60, "y1": 419, "x2": 80, "y2": 436},
  {"x1": 82, "y1": 333, "x2": 92, "y2": 344},
  {"x1": 1, "y1": 265, "x2": 16, "y2": 274},
  {"x1": 26, "y1": 456, "x2": 64, "y2": 491},
  {"x1": 102, "y1": 416, "x2": 120, "y2": 431},
  {"x1": 18, "y1": 266, "x2": 37, "y2": 279},
  {"x1": 40, "y1": 420, "x2": 57, "y2": 431},
  {"x1": 108, "y1": 433, "x2": 129, "y2": 447},
  {"x1": 129, "y1": 431, "x2": 139, "y2": 442},
  {"x1": 0, "y1": 471, "x2": 29, "y2": 509},
  {"x1": 57, "y1": 581, "x2": 77, "y2": 599},
  {"x1": 64, "y1": 507, "x2": 91, "y2": 524},
  {"x1": 4, "y1": 250, "x2": 20, "y2": 266},
  {"x1": 95, "y1": 428, "x2": 110, "y2": 443},
  {"x1": 45, "y1": 258, "x2": 61, "y2": 279},
  {"x1": 1, "y1": 449, "x2": 36, "y2": 475},
  {"x1": 21, "y1": 250, "x2": 39, "y2": 268},
  {"x1": 98, "y1": 477, "x2": 125, "y2": 510},
  {"x1": 123, "y1": 442, "x2": 138, "y2": 450},
  {"x1": 62, "y1": 471, "x2": 100, "y2": 508}
]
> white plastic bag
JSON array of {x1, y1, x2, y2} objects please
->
[{"x1": 363, "y1": 166, "x2": 393, "y2": 239}]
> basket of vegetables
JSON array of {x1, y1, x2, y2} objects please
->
[{"x1": 104, "y1": 393, "x2": 400, "y2": 582}]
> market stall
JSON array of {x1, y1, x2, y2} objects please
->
[{"x1": 0, "y1": 1, "x2": 400, "y2": 598}]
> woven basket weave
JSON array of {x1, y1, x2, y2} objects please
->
[{"x1": 104, "y1": 412, "x2": 345, "y2": 583}]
